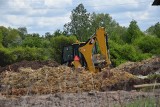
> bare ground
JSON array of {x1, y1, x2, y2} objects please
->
[
  {"x1": 0, "y1": 56, "x2": 160, "y2": 107},
  {"x1": 0, "y1": 90, "x2": 160, "y2": 107}
]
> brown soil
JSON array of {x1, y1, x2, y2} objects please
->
[
  {"x1": 0, "y1": 57, "x2": 160, "y2": 106},
  {"x1": 0, "y1": 57, "x2": 160, "y2": 96},
  {"x1": 0, "y1": 60, "x2": 59, "y2": 73},
  {"x1": 116, "y1": 56, "x2": 160, "y2": 75},
  {"x1": 0, "y1": 66, "x2": 137, "y2": 96}
]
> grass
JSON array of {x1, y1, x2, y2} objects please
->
[{"x1": 122, "y1": 97, "x2": 160, "y2": 107}]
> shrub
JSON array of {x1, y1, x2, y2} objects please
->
[
  {"x1": 109, "y1": 40, "x2": 151, "y2": 66},
  {"x1": 0, "y1": 48, "x2": 15, "y2": 66},
  {"x1": 50, "y1": 35, "x2": 77, "y2": 63},
  {"x1": 11, "y1": 47, "x2": 48, "y2": 61},
  {"x1": 136, "y1": 36, "x2": 160, "y2": 55},
  {"x1": 0, "y1": 47, "x2": 49, "y2": 67}
]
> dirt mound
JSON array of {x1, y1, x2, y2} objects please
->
[
  {"x1": 0, "y1": 56, "x2": 159, "y2": 96},
  {"x1": 0, "y1": 60, "x2": 59, "y2": 73},
  {"x1": 116, "y1": 56, "x2": 160, "y2": 76},
  {"x1": 0, "y1": 66, "x2": 136, "y2": 96}
]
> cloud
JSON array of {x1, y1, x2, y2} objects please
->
[
  {"x1": 0, "y1": 0, "x2": 73, "y2": 35},
  {"x1": 0, "y1": 0, "x2": 159, "y2": 35},
  {"x1": 44, "y1": 0, "x2": 72, "y2": 7},
  {"x1": 84, "y1": 0, "x2": 159, "y2": 30}
]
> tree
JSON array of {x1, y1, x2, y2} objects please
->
[
  {"x1": 18, "y1": 27, "x2": 27, "y2": 40},
  {"x1": 53, "y1": 29, "x2": 63, "y2": 36},
  {"x1": 154, "y1": 22, "x2": 160, "y2": 38},
  {"x1": 22, "y1": 34, "x2": 42, "y2": 48},
  {"x1": 0, "y1": 30, "x2": 3, "y2": 47},
  {"x1": 45, "y1": 32, "x2": 53, "y2": 39},
  {"x1": 90, "y1": 13, "x2": 114, "y2": 33},
  {"x1": 0, "y1": 26, "x2": 9, "y2": 47},
  {"x1": 50, "y1": 36, "x2": 77, "y2": 63},
  {"x1": 124, "y1": 20, "x2": 144, "y2": 43},
  {"x1": 90, "y1": 13, "x2": 127, "y2": 44},
  {"x1": 64, "y1": 3, "x2": 90, "y2": 41},
  {"x1": 4, "y1": 28, "x2": 22, "y2": 47},
  {"x1": 146, "y1": 22, "x2": 160, "y2": 38}
]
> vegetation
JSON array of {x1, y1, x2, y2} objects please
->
[
  {"x1": 124, "y1": 97, "x2": 159, "y2": 107},
  {"x1": 0, "y1": 3, "x2": 159, "y2": 67}
]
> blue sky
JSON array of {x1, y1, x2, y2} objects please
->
[{"x1": 0, "y1": 0, "x2": 159, "y2": 35}]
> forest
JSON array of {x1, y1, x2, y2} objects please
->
[{"x1": 0, "y1": 4, "x2": 160, "y2": 67}]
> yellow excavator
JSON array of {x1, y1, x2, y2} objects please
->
[{"x1": 61, "y1": 27, "x2": 111, "y2": 73}]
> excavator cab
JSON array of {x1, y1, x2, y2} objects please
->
[
  {"x1": 62, "y1": 27, "x2": 111, "y2": 73},
  {"x1": 61, "y1": 42, "x2": 87, "y2": 67},
  {"x1": 61, "y1": 42, "x2": 97, "y2": 68}
]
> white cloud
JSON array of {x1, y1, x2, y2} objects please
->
[
  {"x1": 86, "y1": 0, "x2": 140, "y2": 11},
  {"x1": 44, "y1": 0, "x2": 72, "y2": 7},
  {"x1": 0, "y1": 0, "x2": 159, "y2": 35},
  {"x1": 4, "y1": 15, "x2": 33, "y2": 27},
  {"x1": 37, "y1": 13, "x2": 71, "y2": 27}
]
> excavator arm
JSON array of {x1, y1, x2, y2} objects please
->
[{"x1": 79, "y1": 27, "x2": 111, "y2": 73}]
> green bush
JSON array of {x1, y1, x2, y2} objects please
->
[
  {"x1": 109, "y1": 40, "x2": 151, "y2": 66},
  {"x1": 21, "y1": 36, "x2": 43, "y2": 48},
  {"x1": 0, "y1": 47, "x2": 49, "y2": 67},
  {"x1": 136, "y1": 36, "x2": 160, "y2": 55},
  {"x1": 11, "y1": 47, "x2": 48, "y2": 61},
  {"x1": 0, "y1": 48, "x2": 15, "y2": 66},
  {"x1": 50, "y1": 35, "x2": 77, "y2": 63}
]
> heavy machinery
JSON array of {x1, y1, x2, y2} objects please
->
[{"x1": 61, "y1": 27, "x2": 111, "y2": 73}]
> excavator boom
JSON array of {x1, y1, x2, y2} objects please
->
[
  {"x1": 79, "y1": 27, "x2": 111, "y2": 72},
  {"x1": 61, "y1": 27, "x2": 111, "y2": 73}
]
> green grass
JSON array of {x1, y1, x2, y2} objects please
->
[{"x1": 123, "y1": 98, "x2": 159, "y2": 107}]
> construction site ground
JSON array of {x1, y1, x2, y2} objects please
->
[{"x1": 0, "y1": 56, "x2": 160, "y2": 107}]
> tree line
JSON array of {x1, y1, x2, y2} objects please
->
[{"x1": 0, "y1": 4, "x2": 160, "y2": 67}]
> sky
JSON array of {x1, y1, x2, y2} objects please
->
[{"x1": 0, "y1": 0, "x2": 159, "y2": 36}]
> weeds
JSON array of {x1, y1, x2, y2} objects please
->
[{"x1": 123, "y1": 97, "x2": 159, "y2": 107}]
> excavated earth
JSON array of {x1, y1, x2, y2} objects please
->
[
  {"x1": 0, "y1": 56, "x2": 160, "y2": 107},
  {"x1": 0, "y1": 60, "x2": 59, "y2": 73},
  {"x1": 116, "y1": 56, "x2": 160, "y2": 76}
]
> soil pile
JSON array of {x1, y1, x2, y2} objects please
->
[
  {"x1": 0, "y1": 56, "x2": 159, "y2": 96},
  {"x1": 0, "y1": 60, "x2": 59, "y2": 73},
  {"x1": 116, "y1": 56, "x2": 160, "y2": 75},
  {"x1": 0, "y1": 66, "x2": 136, "y2": 96}
]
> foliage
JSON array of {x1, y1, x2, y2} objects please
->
[
  {"x1": 11, "y1": 47, "x2": 48, "y2": 61},
  {"x1": 124, "y1": 98, "x2": 158, "y2": 107},
  {"x1": 148, "y1": 74, "x2": 160, "y2": 81},
  {"x1": 135, "y1": 36, "x2": 160, "y2": 54},
  {"x1": 0, "y1": 3, "x2": 159, "y2": 67},
  {"x1": 22, "y1": 34, "x2": 43, "y2": 48},
  {"x1": 0, "y1": 30, "x2": 3, "y2": 47},
  {"x1": 18, "y1": 27, "x2": 27, "y2": 40},
  {"x1": 109, "y1": 40, "x2": 151, "y2": 66},
  {"x1": 146, "y1": 22, "x2": 160, "y2": 38},
  {"x1": 0, "y1": 47, "x2": 48, "y2": 66},
  {"x1": 50, "y1": 35, "x2": 77, "y2": 63},
  {"x1": 0, "y1": 48, "x2": 14, "y2": 66},
  {"x1": 64, "y1": 4, "x2": 90, "y2": 41},
  {"x1": 89, "y1": 13, "x2": 127, "y2": 45},
  {"x1": 3, "y1": 28, "x2": 22, "y2": 47},
  {"x1": 123, "y1": 20, "x2": 144, "y2": 43}
]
